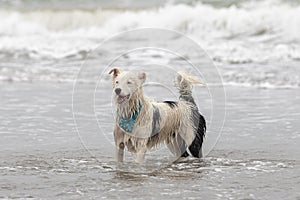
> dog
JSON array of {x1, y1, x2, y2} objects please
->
[{"x1": 109, "y1": 68, "x2": 206, "y2": 163}]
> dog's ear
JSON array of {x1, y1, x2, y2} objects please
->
[
  {"x1": 138, "y1": 72, "x2": 146, "y2": 83},
  {"x1": 108, "y1": 68, "x2": 121, "y2": 78}
]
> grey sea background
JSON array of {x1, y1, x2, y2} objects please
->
[{"x1": 0, "y1": 0, "x2": 300, "y2": 199}]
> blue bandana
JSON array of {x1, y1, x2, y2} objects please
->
[{"x1": 118, "y1": 103, "x2": 142, "y2": 133}]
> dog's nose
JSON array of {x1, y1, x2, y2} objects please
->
[{"x1": 115, "y1": 88, "x2": 121, "y2": 95}]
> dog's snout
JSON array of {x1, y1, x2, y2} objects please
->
[{"x1": 115, "y1": 88, "x2": 121, "y2": 95}]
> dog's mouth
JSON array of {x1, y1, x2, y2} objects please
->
[{"x1": 116, "y1": 94, "x2": 130, "y2": 104}]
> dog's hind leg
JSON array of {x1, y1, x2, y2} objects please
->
[
  {"x1": 167, "y1": 133, "x2": 188, "y2": 157},
  {"x1": 178, "y1": 120, "x2": 204, "y2": 158},
  {"x1": 188, "y1": 112, "x2": 206, "y2": 158},
  {"x1": 188, "y1": 133, "x2": 203, "y2": 158},
  {"x1": 114, "y1": 125, "x2": 125, "y2": 162}
]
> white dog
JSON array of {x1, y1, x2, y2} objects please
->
[{"x1": 109, "y1": 68, "x2": 206, "y2": 163}]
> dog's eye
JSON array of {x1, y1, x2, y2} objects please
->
[
  {"x1": 127, "y1": 81, "x2": 132, "y2": 84},
  {"x1": 115, "y1": 81, "x2": 119, "y2": 84}
]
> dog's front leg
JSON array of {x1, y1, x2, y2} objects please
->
[
  {"x1": 136, "y1": 146, "x2": 147, "y2": 163},
  {"x1": 114, "y1": 125, "x2": 125, "y2": 162},
  {"x1": 114, "y1": 143, "x2": 124, "y2": 162}
]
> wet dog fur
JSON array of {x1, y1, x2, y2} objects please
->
[{"x1": 109, "y1": 68, "x2": 206, "y2": 163}]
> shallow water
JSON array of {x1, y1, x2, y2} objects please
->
[
  {"x1": 1, "y1": 150, "x2": 298, "y2": 199},
  {"x1": 1, "y1": 83, "x2": 299, "y2": 199}
]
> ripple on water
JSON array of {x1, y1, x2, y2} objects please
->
[{"x1": 0, "y1": 150, "x2": 298, "y2": 199}]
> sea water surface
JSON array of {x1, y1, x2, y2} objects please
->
[{"x1": 0, "y1": 0, "x2": 300, "y2": 199}]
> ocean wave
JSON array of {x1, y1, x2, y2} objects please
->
[
  {"x1": 0, "y1": 0, "x2": 299, "y2": 61},
  {"x1": 223, "y1": 80, "x2": 300, "y2": 89},
  {"x1": 0, "y1": 1, "x2": 299, "y2": 38},
  {"x1": 221, "y1": 63, "x2": 300, "y2": 89},
  {"x1": 1, "y1": 63, "x2": 299, "y2": 89}
]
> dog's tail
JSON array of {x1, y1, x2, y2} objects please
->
[
  {"x1": 175, "y1": 71, "x2": 206, "y2": 158},
  {"x1": 175, "y1": 71, "x2": 204, "y2": 96}
]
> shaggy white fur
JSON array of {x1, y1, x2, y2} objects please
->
[{"x1": 109, "y1": 68, "x2": 205, "y2": 163}]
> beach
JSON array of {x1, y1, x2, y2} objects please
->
[{"x1": 0, "y1": 0, "x2": 300, "y2": 199}]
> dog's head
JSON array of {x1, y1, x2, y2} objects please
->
[{"x1": 108, "y1": 68, "x2": 146, "y2": 104}]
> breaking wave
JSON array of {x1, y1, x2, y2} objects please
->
[
  {"x1": 0, "y1": 0, "x2": 300, "y2": 59},
  {"x1": 0, "y1": 0, "x2": 299, "y2": 88}
]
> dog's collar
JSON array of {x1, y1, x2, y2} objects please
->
[{"x1": 118, "y1": 102, "x2": 142, "y2": 133}]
